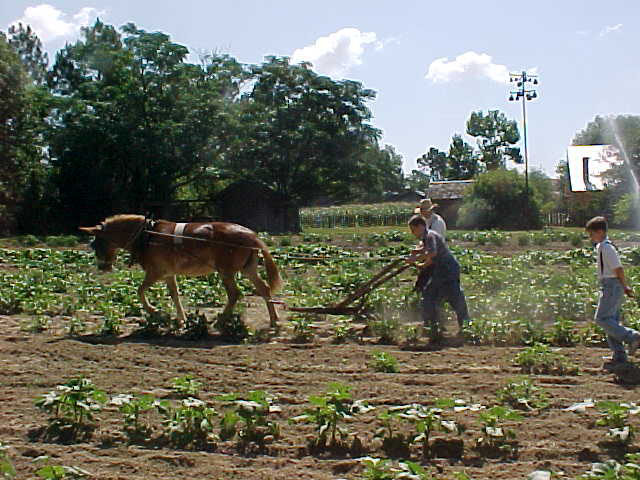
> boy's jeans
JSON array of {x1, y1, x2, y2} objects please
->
[
  {"x1": 595, "y1": 278, "x2": 636, "y2": 361},
  {"x1": 422, "y1": 255, "x2": 470, "y2": 336}
]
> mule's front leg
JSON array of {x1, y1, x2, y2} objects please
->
[
  {"x1": 138, "y1": 273, "x2": 160, "y2": 315},
  {"x1": 166, "y1": 275, "x2": 187, "y2": 324}
]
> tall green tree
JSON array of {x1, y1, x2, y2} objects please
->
[
  {"x1": 8, "y1": 23, "x2": 48, "y2": 84},
  {"x1": 353, "y1": 143, "x2": 404, "y2": 201},
  {"x1": 417, "y1": 147, "x2": 448, "y2": 181},
  {"x1": 0, "y1": 32, "x2": 50, "y2": 233},
  {"x1": 466, "y1": 110, "x2": 521, "y2": 170},
  {"x1": 223, "y1": 56, "x2": 380, "y2": 205},
  {"x1": 47, "y1": 20, "x2": 244, "y2": 228},
  {"x1": 458, "y1": 169, "x2": 541, "y2": 229},
  {"x1": 447, "y1": 134, "x2": 478, "y2": 179}
]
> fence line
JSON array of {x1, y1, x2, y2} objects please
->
[{"x1": 300, "y1": 212, "x2": 415, "y2": 229}]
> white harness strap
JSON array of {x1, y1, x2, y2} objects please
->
[{"x1": 173, "y1": 223, "x2": 187, "y2": 245}]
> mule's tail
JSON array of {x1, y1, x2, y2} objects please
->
[{"x1": 260, "y1": 243, "x2": 282, "y2": 294}]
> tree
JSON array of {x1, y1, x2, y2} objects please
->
[
  {"x1": 0, "y1": 33, "x2": 49, "y2": 233},
  {"x1": 417, "y1": 147, "x2": 448, "y2": 181},
  {"x1": 222, "y1": 56, "x2": 380, "y2": 205},
  {"x1": 352, "y1": 143, "x2": 404, "y2": 201},
  {"x1": 466, "y1": 110, "x2": 521, "y2": 170},
  {"x1": 8, "y1": 23, "x2": 48, "y2": 84},
  {"x1": 47, "y1": 21, "x2": 244, "y2": 229},
  {"x1": 405, "y1": 169, "x2": 430, "y2": 192},
  {"x1": 458, "y1": 169, "x2": 541, "y2": 229},
  {"x1": 447, "y1": 134, "x2": 478, "y2": 179}
]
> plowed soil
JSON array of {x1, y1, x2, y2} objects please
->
[{"x1": 2, "y1": 304, "x2": 639, "y2": 480}]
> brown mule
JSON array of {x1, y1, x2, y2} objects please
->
[{"x1": 79, "y1": 214, "x2": 282, "y2": 327}]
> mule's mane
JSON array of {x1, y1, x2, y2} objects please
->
[{"x1": 104, "y1": 214, "x2": 145, "y2": 226}]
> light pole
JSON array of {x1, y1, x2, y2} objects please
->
[{"x1": 509, "y1": 71, "x2": 538, "y2": 226}]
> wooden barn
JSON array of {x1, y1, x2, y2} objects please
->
[
  {"x1": 214, "y1": 180, "x2": 300, "y2": 234},
  {"x1": 427, "y1": 180, "x2": 474, "y2": 227}
]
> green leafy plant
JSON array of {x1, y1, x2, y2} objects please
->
[
  {"x1": 579, "y1": 452, "x2": 640, "y2": 479},
  {"x1": 110, "y1": 393, "x2": 164, "y2": 442},
  {"x1": 359, "y1": 457, "x2": 395, "y2": 480},
  {"x1": 400, "y1": 400, "x2": 460, "y2": 458},
  {"x1": 332, "y1": 319, "x2": 355, "y2": 344},
  {"x1": 135, "y1": 311, "x2": 176, "y2": 337},
  {"x1": 477, "y1": 406, "x2": 522, "y2": 452},
  {"x1": 34, "y1": 377, "x2": 107, "y2": 441},
  {"x1": 496, "y1": 377, "x2": 549, "y2": 410},
  {"x1": 214, "y1": 312, "x2": 248, "y2": 342},
  {"x1": 288, "y1": 314, "x2": 315, "y2": 343},
  {"x1": 217, "y1": 390, "x2": 281, "y2": 448},
  {"x1": 547, "y1": 318, "x2": 579, "y2": 346},
  {"x1": 514, "y1": 343, "x2": 578, "y2": 375},
  {"x1": 358, "y1": 457, "x2": 435, "y2": 480},
  {"x1": 596, "y1": 401, "x2": 638, "y2": 445},
  {"x1": 368, "y1": 313, "x2": 399, "y2": 344},
  {"x1": 34, "y1": 457, "x2": 90, "y2": 479},
  {"x1": 171, "y1": 375, "x2": 203, "y2": 398},
  {"x1": 0, "y1": 443, "x2": 15, "y2": 479},
  {"x1": 290, "y1": 382, "x2": 373, "y2": 450},
  {"x1": 160, "y1": 397, "x2": 217, "y2": 450},
  {"x1": 374, "y1": 407, "x2": 412, "y2": 457},
  {"x1": 403, "y1": 324, "x2": 422, "y2": 345},
  {"x1": 370, "y1": 351, "x2": 399, "y2": 373},
  {"x1": 182, "y1": 311, "x2": 209, "y2": 339}
]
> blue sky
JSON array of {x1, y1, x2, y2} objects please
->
[{"x1": 3, "y1": 1, "x2": 639, "y2": 177}]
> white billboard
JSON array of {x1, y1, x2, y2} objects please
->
[{"x1": 567, "y1": 145, "x2": 621, "y2": 192}]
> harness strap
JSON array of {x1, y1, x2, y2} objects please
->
[
  {"x1": 599, "y1": 239, "x2": 617, "y2": 276},
  {"x1": 174, "y1": 223, "x2": 187, "y2": 245}
]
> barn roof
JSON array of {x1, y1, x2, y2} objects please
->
[{"x1": 427, "y1": 180, "x2": 474, "y2": 200}]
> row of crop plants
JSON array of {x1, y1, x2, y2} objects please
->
[
  {"x1": 2, "y1": 343, "x2": 638, "y2": 479},
  {"x1": 3, "y1": 244, "x2": 640, "y2": 346}
]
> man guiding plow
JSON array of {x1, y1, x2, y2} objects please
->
[{"x1": 405, "y1": 214, "x2": 470, "y2": 342}]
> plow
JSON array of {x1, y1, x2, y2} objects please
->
[{"x1": 287, "y1": 258, "x2": 411, "y2": 316}]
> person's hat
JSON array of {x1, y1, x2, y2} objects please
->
[{"x1": 414, "y1": 198, "x2": 438, "y2": 214}]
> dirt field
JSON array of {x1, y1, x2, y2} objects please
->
[{"x1": 1, "y1": 304, "x2": 638, "y2": 480}]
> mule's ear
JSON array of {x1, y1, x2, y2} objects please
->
[{"x1": 78, "y1": 226, "x2": 102, "y2": 236}]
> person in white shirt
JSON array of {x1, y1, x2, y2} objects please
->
[
  {"x1": 586, "y1": 216, "x2": 640, "y2": 367},
  {"x1": 414, "y1": 198, "x2": 447, "y2": 239}
]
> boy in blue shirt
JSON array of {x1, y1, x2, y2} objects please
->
[
  {"x1": 406, "y1": 215, "x2": 469, "y2": 341},
  {"x1": 586, "y1": 216, "x2": 640, "y2": 366}
]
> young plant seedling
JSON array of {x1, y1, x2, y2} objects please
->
[
  {"x1": 514, "y1": 343, "x2": 578, "y2": 375},
  {"x1": 496, "y1": 377, "x2": 550, "y2": 411},
  {"x1": 34, "y1": 377, "x2": 107, "y2": 442},
  {"x1": 160, "y1": 397, "x2": 217, "y2": 450},
  {"x1": 596, "y1": 401, "x2": 639, "y2": 446},
  {"x1": 477, "y1": 406, "x2": 522, "y2": 454},
  {"x1": 170, "y1": 375, "x2": 203, "y2": 398},
  {"x1": 217, "y1": 390, "x2": 281, "y2": 449},
  {"x1": 290, "y1": 382, "x2": 374, "y2": 450},
  {"x1": 110, "y1": 393, "x2": 164, "y2": 442},
  {"x1": 370, "y1": 351, "x2": 399, "y2": 373}
]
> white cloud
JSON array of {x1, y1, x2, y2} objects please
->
[
  {"x1": 599, "y1": 23, "x2": 623, "y2": 37},
  {"x1": 426, "y1": 51, "x2": 511, "y2": 84},
  {"x1": 10, "y1": 4, "x2": 105, "y2": 43},
  {"x1": 291, "y1": 27, "x2": 380, "y2": 77}
]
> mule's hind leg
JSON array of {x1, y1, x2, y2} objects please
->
[
  {"x1": 138, "y1": 272, "x2": 161, "y2": 315},
  {"x1": 219, "y1": 271, "x2": 241, "y2": 318},
  {"x1": 165, "y1": 275, "x2": 187, "y2": 324},
  {"x1": 243, "y1": 259, "x2": 280, "y2": 328}
]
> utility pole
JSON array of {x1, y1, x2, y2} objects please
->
[{"x1": 509, "y1": 71, "x2": 538, "y2": 227}]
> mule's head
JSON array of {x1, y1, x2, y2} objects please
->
[{"x1": 78, "y1": 223, "x2": 117, "y2": 271}]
